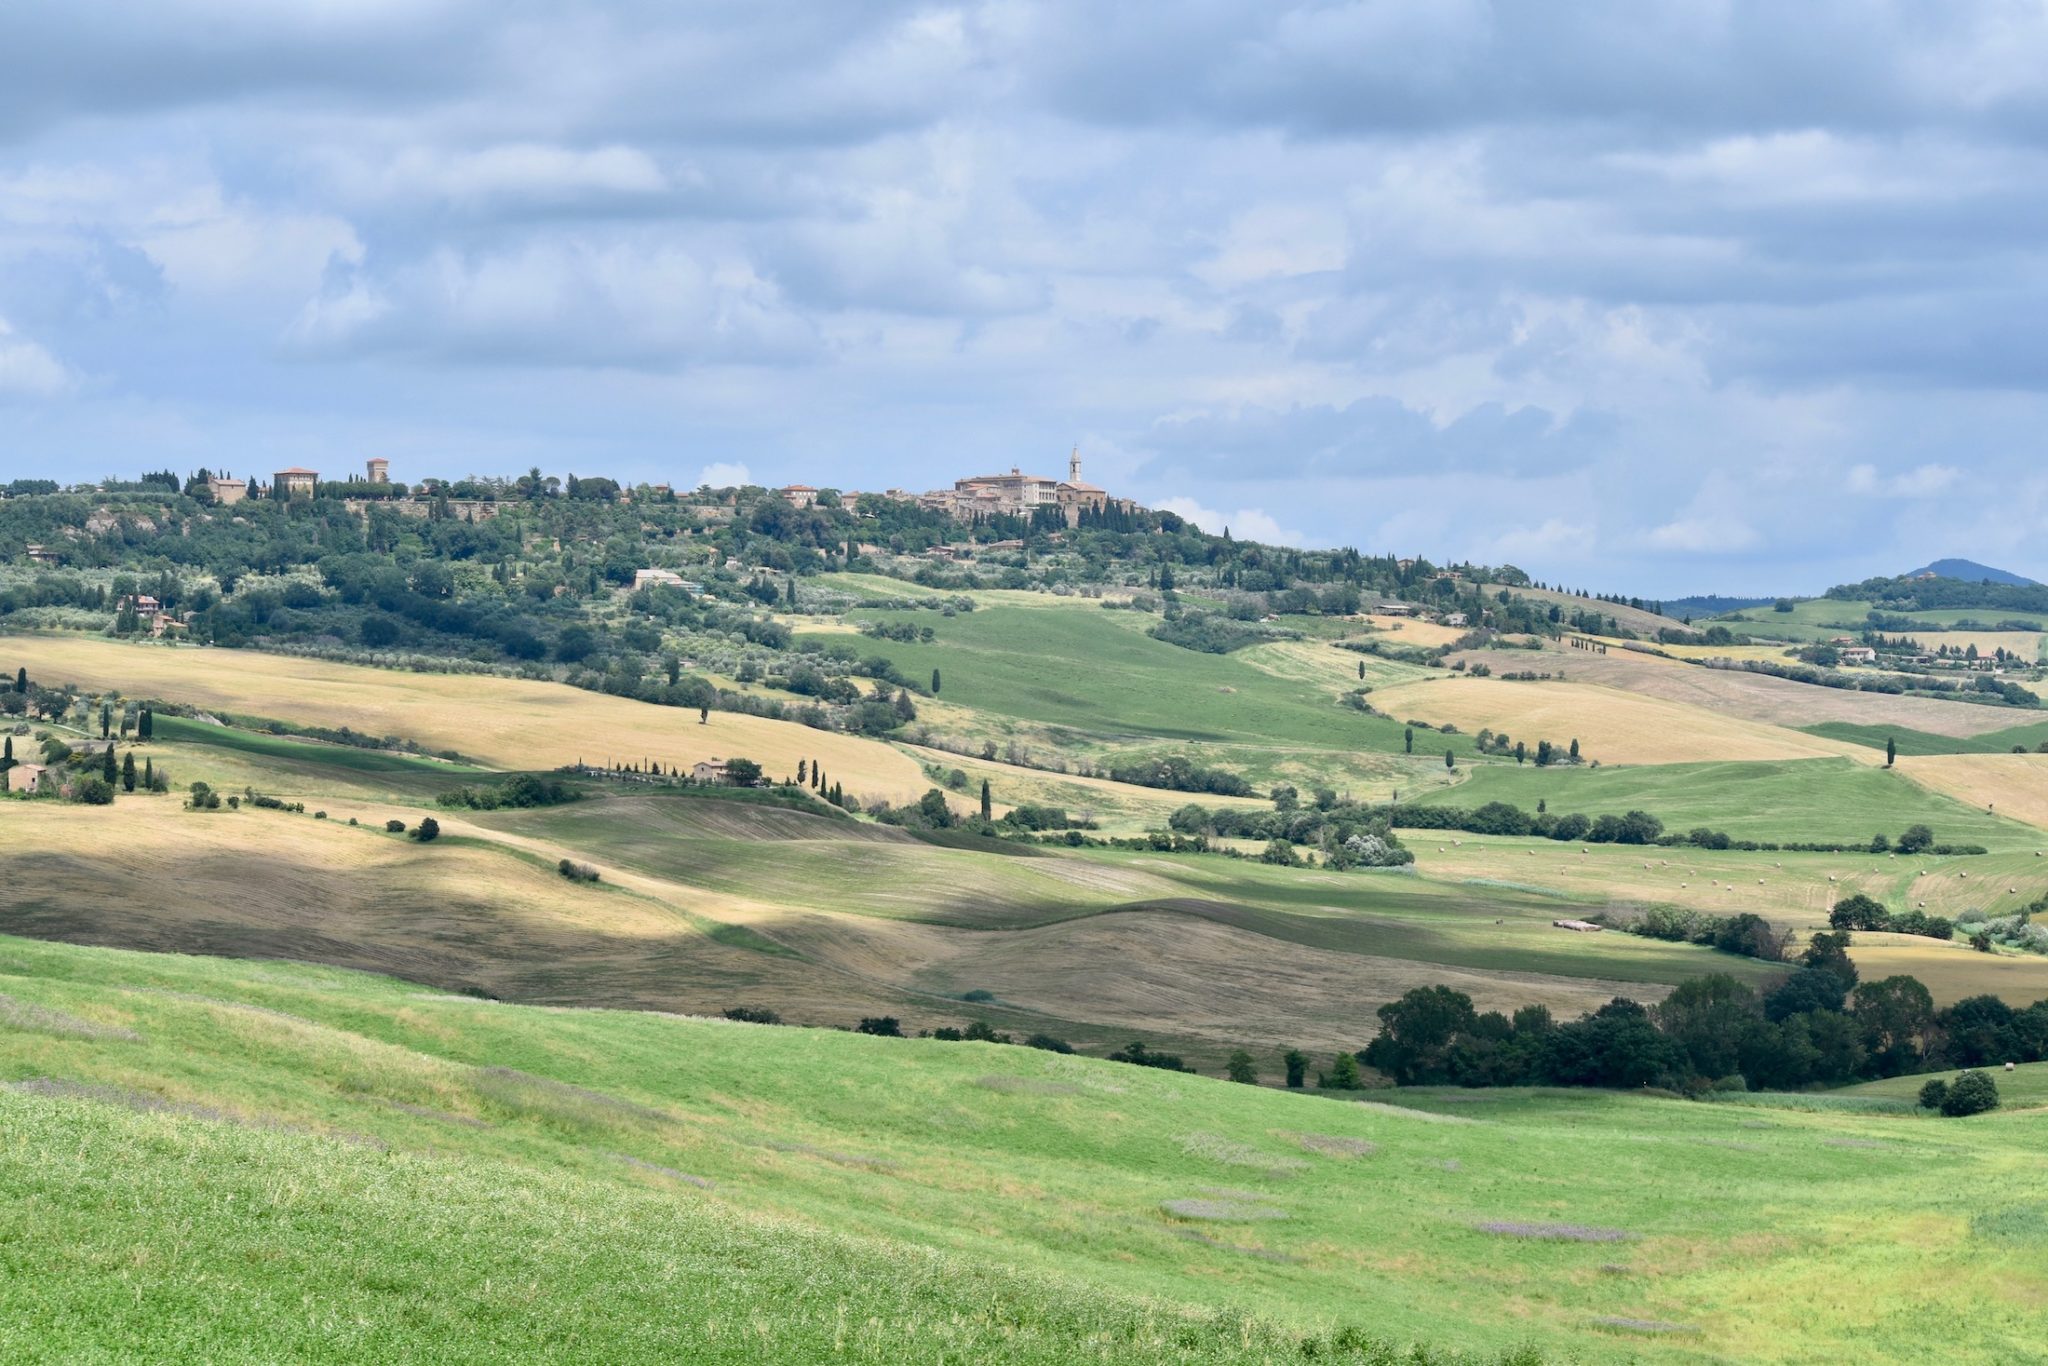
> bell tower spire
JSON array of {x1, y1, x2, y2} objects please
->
[{"x1": 1068, "y1": 444, "x2": 1081, "y2": 484}]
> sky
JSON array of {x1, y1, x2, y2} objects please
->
[{"x1": 4, "y1": 2, "x2": 2048, "y2": 595}]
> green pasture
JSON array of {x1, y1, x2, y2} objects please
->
[
  {"x1": 1417, "y1": 758, "x2": 2029, "y2": 850},
  {"x1": 1838, "y1": 1061, "x2": 2048, "y2": 1109},
  {"x1": 1, "y1": 934, "x2": 2041, "y2": 1363},
  {"x1": 801, "y1": 604, "x2": 1450, "y2": 755},
  {"x1": 1803, "y1": 719, "x2": 2048, "y2": 757}
]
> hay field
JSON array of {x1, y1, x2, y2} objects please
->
[
  {"x1": 1238, "y1": 638, "x2": 1439, "y2": 692},
  {"x1": 1902, "y1": 753, "x2": 2048, "y2": 831},
  {"x1": 1356, "y1": 614, "x2": 1472, "y2": 647},
  {"x1": 1471, "y1": 645, "x2": 2027, "y2": 737},
  {"x1": 1369, "y1": 677, "x2": 1874, "y2": 765},
  {"x1": 1849, "y1": 942, "x2": 2048, "y2": 1007},
  {"x1": 9, "y1": 933, "x2": 2044, "y2": 1363},
  {"x1": 2, "y1": 633, "x2": 931, "y2": 802}
]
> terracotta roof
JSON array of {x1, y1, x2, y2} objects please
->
[{"x1": 274, "y1": 467, "x2": 319, "y2": 476}]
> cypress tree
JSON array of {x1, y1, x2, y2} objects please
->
[
  {"x1": 100, "y1": 702, "x2": 111, "y2": 738},
  {"x1": 931, "y1": 667, "x2": 942, "y2": 695},
  {"x1": 1886, "y1": 736, "x2": 1896, "y2": 767},
  {"x1": 980, "y1": 778, "x2": 992, "y2": 821},
  {"x1": 1569, "y1": 738, "x2": 1580, "y2": 761},
  {"x1": 102, "y1": 745, "x2": 117, "y2": 783},
  {"x1": 1404, "y1": 727, "x2": 1414, "y2": 754},
  {"x1": 1, "y1": 735, "x2": 11, "y2": 770},
  {"x1": 139, "y1": 708, "x2": 153, "y2": 741},
  {"x1": 1445, "y1": 748, "x2": 1454, "y2": 769},
  {"x1": 12, "y1": 667, "x2": 24, "y2": 694},
  {"x1": 143, "y1": 757, "x2": 154, "y2": 790},
  {"x1": 121, "y1": 753, "x2": 136, "y2": 792},
  {"x1": 797, "y1": 759, "x2": 808, "y2": 784}
]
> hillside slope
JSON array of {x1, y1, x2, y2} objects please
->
[{"x1": 3, "y1": 935, "x2": 2043, "y2": 1363}]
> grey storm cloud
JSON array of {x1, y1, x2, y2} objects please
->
[{"x1": 5, "y1": 1, "x2": 2048, "y2": 591}]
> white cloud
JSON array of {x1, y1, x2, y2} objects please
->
[
  {"x1": 1644, "y1": 515, "x2": 1760, "y2": 554},
  {"x1": 0, "y1": 318, "x2": 69, "y2": 395},
  {"x1": 1485, "y1": 517, "x2": 1595, "y2": 563},
  {"x1": 1846, "y1": 461, "x2": 1960, "y2": 497},
  {"x1": 1154, "y1": 495, "x2": 1304, "y2": 546},
  {"x1": 696, "y1": 461, "x2": 752, "y2": 489}
]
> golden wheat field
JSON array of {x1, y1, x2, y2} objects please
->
[
  {"x1": 1, "y1": 633, "x2": 933, "y2": 803},
  {"x1": 1900, "y1": 753, "x2": 2048, "y2": 832},
  {"x1": 1367, "y1": 676, "x2": 1877, "y2": 765}
]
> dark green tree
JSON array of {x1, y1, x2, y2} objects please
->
[
  {"x1": 12, "y1": 667, "x2": 24, "y2": 694},
  {"x1": 1445, "y1": 748, "x2": 1454, "y2": 769},
  {"x1": 413, "y1": 816, "x2": 441, "y2": 842},
  {"x1": 120, "y1": 752, "x2": 136, "y2": 792},
  {"x1": 1404, "y1": 727, "x2": 1413, "y2": 754},
  {"x1": 1897, "y1": 823, "x2": 1935, "y2": 854},
  {"x1": 1940, "y1": 1069, "x2": 2000, "y2": 1117},
  {"x1": 980, "y1": 778, "x2": 992, "y2": 821},
  {"x1": 1885, "y1": 735, "x2": 1896, "y2": 767},
  {"x1": 138, "y1": 708, "x2": 153, "y2": 741},
  {"x1": 101, "y1": 745, "x2": 117, "y2": 784},
  {"x1": 931, "y1": 667, "x2": 942, "y2": 694},
  {"x1": 1225, "y1": 1050, "x2": 1257, "y2": 1084},
  {"x1": 1325, "y1": 1052, "x2": 1362, "y2": 1090},
  {"x1": 1283, "y1": 1049, "x2": 1308, "y2": 1088},
  {"x1": 1569, "y1": 737, "x2": 1580, "y2": 761},
  {"x1": 1802, "y1": 931, "x2": 1859, "y2": 987}
]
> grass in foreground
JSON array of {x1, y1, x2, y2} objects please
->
[{"x1": 1, "y1": 935, "x2": 2044, "y2": 1363}]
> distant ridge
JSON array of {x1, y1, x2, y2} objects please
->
[{"x1": 1902, "y1": 558, "x2": 2040, "y2": 587}]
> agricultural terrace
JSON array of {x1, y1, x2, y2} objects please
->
[{"x1": 3, "y1": 934, "x2": 2043, "y2": 1364}]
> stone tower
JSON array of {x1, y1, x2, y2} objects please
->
[{"x1": 1068, "y1": 445, "x2": 1081, "y2": 484}]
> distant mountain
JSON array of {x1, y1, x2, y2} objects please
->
[
  {"x1": 1664, "y1": 594, "x2": 1776, "y2": 618},
  {"x1": 1902, "y1": 559, "x2": 2040, "y2": 587}
]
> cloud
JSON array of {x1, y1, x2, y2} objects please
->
[
  {"x1": 1139, "y1": 397, "x2": 1612, "y2": 482},
  {"x1": 0, "y1": 318, "x2": 69, "y2": 395},
  {"x1": 1153, "y1": 496, "x2": 1304, "y2": 547},
  {"x1": 5, "y1": 3, "x2": 2048, "y2": 594},
  {"x1": 696, "y1": 461, "x2": 752, "y2": 489},
  {"x1": 288, "y1": 241, "x2": 818, "y2": 370},
  {"x1": 1846, "y1": 462, "x2": 1960, "y2": 497}
]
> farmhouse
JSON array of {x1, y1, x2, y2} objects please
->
[
  {"x1": 273, "y1": 468, "x2": 318, "y2": 499},
  {"x1": 632, "y1": 568, "x2": 689, "y2": 591},
  {"x1": 206, "y1": 474, "x2": 248, "y2": 506},
  {"x1": 120, "y1": 594, "x2": 161, "y2": 617},
  {"x1": 1839, "y1": 646, "x2": 1877, "y2": 664},
  {"x1": 23, "y1": 544, "x2": 56, "y2": 566},
  {"x1": 1376, "y1": 602, "x2": 1416, "y2": 616},
  {"x1": 690, "y1": 760, "x2": 729, "y2": 784},
  {"x1": 780, "y1": 484, "x2": 819, "y2": 508},
  {"x1": 1442, "y1": 612, "x2": 1469, "y2": 628},
  {"x1": 5, "y1": 762, "x2": 49, "y2": 795}
]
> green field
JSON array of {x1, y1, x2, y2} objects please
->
[
  {"x1": 1416, "y1": 758, "x2": 2030, "y2": 849},
  {"x1": 1804, "y1": 718, "x2": 2048, "y2": 757},
  {"x1": 1713, "y1": 597, "x2": 2048, "y2": 646},
  {"x1": 804, "y1": 605, "x2": 1449, "y2": 755},
  {"x1": 3, "y1": 933, "x2": 2043, "y2": 1363},
  {"x1": 154, "y1": 714, "x2": 486, "y2": 782},
  {"x1": 1839, "y1": 1061, "x2": 2048, "y2": 1108}
]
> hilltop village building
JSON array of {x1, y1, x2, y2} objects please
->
[
  {"x1": 779, "y1": 449, "x2": 1137, "y2": 527},
  {"x1": 273, "y1": 468, "x2": 319, "y2": 499}
]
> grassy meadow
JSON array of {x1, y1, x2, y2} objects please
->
[{"x1": 4, "y1": 933, "x2": 2045, "y2": 1364}]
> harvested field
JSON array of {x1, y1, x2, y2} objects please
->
[
  {"x1": 1902, "y1": 753, "x2": 2048, "y2": 831},
  {"x1": 1369, "y1": 677, "x2": 1873, "y2": 765},
  {"x1": 2, "y1": 633, "x2": 932, "y2": 802},
  {"x1": 1473, "y1": 645, "x2": 2029, "y2": 738}
]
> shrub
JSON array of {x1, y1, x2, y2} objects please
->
[
  {"x1": 1226, "y1": 1050, "x2": 1257, "y2": 1084},
  {"x1": 856, "y1": 1016, "x2": 903, "y2": 1037},
  {"x1": 385, "y1": 819, "x2": 406, "y2": 833},
  {"x1": 1023, "y1": 1033, "x2": 1075, "y2": 1054},
  {"x1": 1106, "y1": 1041, "x2": 1193, "y2": 1072},
  {"x1": 723, "y1": 1006, "x2": 781, "y2": 1025},
  {"x1": 1917, "y1": 1078, "x2": 1949, "y2": 1110},
  {"x1": 1284, "y1": 1049, "x2": 1308, "y2": 1089},
  {"x1": 413, "y1": 816, "x2": 441, "y2": 842},
  {"x1": 1940, "y1": 1070, "x2": 2000, "y2": 1117},
  {"x1": 68, "y1": 775, "x2": 114, "y2": 806},
  {"x1": 557, "y1": 858, "x2": 600, "y2": 883}
]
